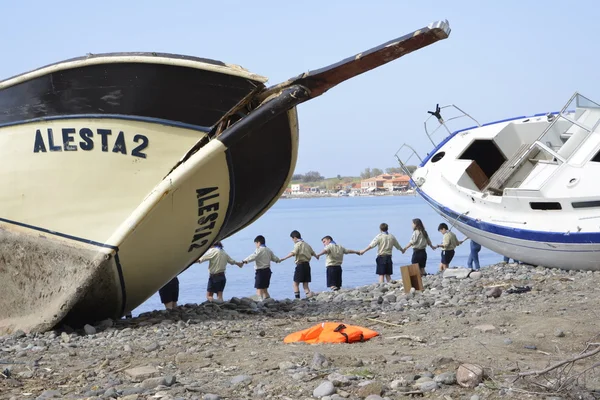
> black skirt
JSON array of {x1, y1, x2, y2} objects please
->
[{"x1": 412, "y1": 248, "x2": 427, "y2": 270}]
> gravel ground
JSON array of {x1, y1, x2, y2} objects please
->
[{"x1": 2, "y1": 263, "x2": 600, "y2": 400}]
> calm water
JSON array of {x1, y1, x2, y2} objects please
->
[{"x1": 133, "y1": 195, "x2": 501, "y2": 314}]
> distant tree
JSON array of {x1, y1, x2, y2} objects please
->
[
  {"x1": 302, "y1": 171, "x2": 324, "y2": 182},
  {"x1": 406, "y1": 165, "x2": 418, "y2": 174},
  {"x1": 337, "y1": 174, "x2": 342, "y2": 180},
  {"x1": 292, "y1": 173, "x2": 304, "y2": 181},
  {"x1": 360, "y1": 168, "x2": 372, "y2": 179},
  {"x1": 371, "y1": 168, "x2": 384, "y2": 177},
  {"x1": 385, "y1": 167, "x2": 403, "y2": 174}
]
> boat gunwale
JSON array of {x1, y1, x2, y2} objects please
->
[
  {"x1": 0, "y1": 52, "x2": 269, "y2": 90},
  {"x1": 419, "y1": 111, "x2": 563, "y2": 167}
]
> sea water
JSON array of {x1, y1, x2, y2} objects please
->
[{"x1": 133, "y1": 195, "x2": 501, "y2": 314}]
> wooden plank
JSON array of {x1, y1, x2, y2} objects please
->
[
  {"x1": 466, "y1": 160, "x2": 489, "y2": 190},
  {"x1": 400, "y1": 263, "x2": 423, "y2": 293}
]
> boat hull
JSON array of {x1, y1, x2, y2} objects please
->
[
  {"x1": 418, "y1": 189, "x2": 600, "y2": 271},
  {"x1": 0, "y1": 108, "x2": 299, "y2": 333}
]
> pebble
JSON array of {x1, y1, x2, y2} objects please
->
[
  {"x1": 230, "y1": 374, "x2": 252, "y2": 387},
  {"x1": 313, "y1": 381, "x2": 336, "y2": 397},
  {"x1": 203, "y1": 395, "x2": 221, "y2": 400},
  {"x1": 554, "y1": 328, "x2": 565, "y2": 337},
  {"x1": 434, "y1": 371, "x2": 456, "y2": 385},
  {"x1": 83, "y1": 324, "x2": 97, "y2": 335},
  {"x1": 417, "y1": 381, "x2": 439, "y2": 392}
]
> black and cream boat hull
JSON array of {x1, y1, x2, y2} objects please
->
[{"x1": 0, "y1": 21, "x2": 450, "y2": 333}]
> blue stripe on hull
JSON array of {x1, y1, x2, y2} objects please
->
[{"x1": 416, "y1": 189, "x2": 600, "y2": 245}]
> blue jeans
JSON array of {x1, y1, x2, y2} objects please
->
[{"x1": 468, "y1": 241, "x2": 481, "y2": 270}]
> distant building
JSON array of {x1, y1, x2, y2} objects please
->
[
  {"x1": 291, "y1": 184, "x2": 306, "y2": 193},
  {"x1": 361, "y1": 174, "x2": 410, "y2": 191},
  {"x1": 361, "y1": 177, "x2": 386, "y2": 190}
]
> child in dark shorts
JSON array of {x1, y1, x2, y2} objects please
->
[
  {"x1": 359, "y1": 223, "x2": 403, "y2": 283},
  {"x1": 434, "y1": 223, "x2": 462, "y2": 272},
  {"x1": 279, "y1": 230, "x2": 318, "y2": 299},
  {"x1": 315, "y1": 235, "x2": 360, "y2": 291},
  {"x1": 242, "y1": 235, "x2": 280, "y2": 300},
  {"x1": 197, "y1": 242, "x2": 242, "y2": 302}
]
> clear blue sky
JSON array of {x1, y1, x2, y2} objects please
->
[{"x1": 3, "y1": 1, "x2": 599, "y2": 177}]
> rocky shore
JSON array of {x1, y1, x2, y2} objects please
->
[{"x1": 2, "y1": 263, "x2": 600, "y2": 400}]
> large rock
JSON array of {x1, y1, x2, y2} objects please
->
[
  {"x1": 443, "y1": 268, "x2": 472, "y2": 279},
  {"x1": 456, "y1": 364, "x2": 484, "y2": 388}
]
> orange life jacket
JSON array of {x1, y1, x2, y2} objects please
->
[{"x1": 284, "y1": 322, "x2": 379, "y2": 344}]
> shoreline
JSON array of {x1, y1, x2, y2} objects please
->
[
  {"x1": 280, "y1": 191, "x2": 418, "y2": 200},
  {"x1": 2, "y1": 263, "x2": 599, "y2": 399}
]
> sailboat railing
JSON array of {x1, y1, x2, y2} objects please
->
[
  {"x1": 394, "y1": 143, "x2": 422, "y2": 178},
  {"x1": 424, "y1": 104, "x2": 481, "y2": 147}
]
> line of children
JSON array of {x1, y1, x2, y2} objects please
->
[{"x1": 192, "y1": 221, "x2": 473, "y2": 304}]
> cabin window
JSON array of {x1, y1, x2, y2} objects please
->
[
  {"x1": 530, "y1": 202, "x2": 562, "y2": 210},
  {"x1": 458, "y1": 139, "x2": 506, "y2": 179},
  {"x1": 572, "y1": 200, "x2": 600, "y2": 209},
  {"x1": 431, "y1": 152, "x2": 445, "y2": 163}
]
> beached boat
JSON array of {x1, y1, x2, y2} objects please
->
[
  {"x1": 397, "y1": 93, "x2": 600, "y2": 271},
  {"x1": 0, "y1": 21, "x2": 451, "y2": 333}
]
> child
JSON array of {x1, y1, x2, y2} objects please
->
[
  {"x1": 315, "y1": 235, "x2": 360, "y2": 291},
  {"x1": 242, "y1": 235, "x2": 280, "y2": 300},
  {"x1": 402, "y1": 218, "x2": 435, "y2": 277},
  {"x1": 158, "y1": 276, "x2": 179, "y2": 310},
  {"x1": 435, "y1": 223, "x2": 461, "y2": 271},
  {"x1": 359, "y1": 223, "x2": 402, "y2": 283},
  {"x1": 279, "y1": 230, "x2": 318, "y2": 299},
  {"x1": 197, "y1": 241, "x2": 242, "y2": 302}
]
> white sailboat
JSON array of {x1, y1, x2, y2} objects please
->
[{"x1": 398, "y1": 93, "x2": 600, "y2": 271}]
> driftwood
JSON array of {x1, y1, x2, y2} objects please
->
[
  {"x1": 518, "y1": 344, "x2": 600, "y2": 377},
  {"x1": 385, "y1": 335, "x2": 426, "y2": 343},
  {"x1": 365, "y1": 317, "x2": 404, "y2": 328}
]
